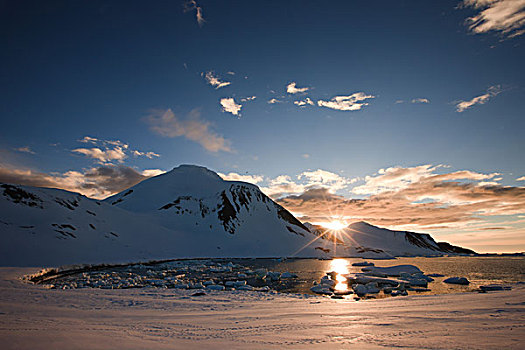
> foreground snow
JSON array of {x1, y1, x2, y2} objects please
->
[{"x1": 0, "y1": 268, "x2": 523, "y2": 349}]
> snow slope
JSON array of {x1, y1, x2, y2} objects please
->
[{"x1": 0, "y1": 183, "x2": 188, "y2": 266}]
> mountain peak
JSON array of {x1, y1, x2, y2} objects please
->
[
  {"x1": 163, "y1": 164, "x2": 223, "y2": 181},
  {"x1": 349, "y1": 221, "x2": 376, "y2": 228}
]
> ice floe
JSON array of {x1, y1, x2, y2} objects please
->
[
  {"x1": 443, "y1": 277, "x2": 470, "y2": 285},
  {"x1": 362, "y1": 265, "x2": 422, "y2": 276}
]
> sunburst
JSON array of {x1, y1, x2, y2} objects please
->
[{"x1": 318, "y1": 220, "x2": 347, "y2": 231}]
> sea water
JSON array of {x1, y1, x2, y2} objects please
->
[
  {"x1": 240, "y1": 256, "x2": 525, "y2": 297},
  {"x1": 39, "y1": 256, "x2": 525, "y2": 298}
]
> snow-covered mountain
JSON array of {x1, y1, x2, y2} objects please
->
[
  {"x1": 0, "y1": 165, "x2": 320, "y2": 266},
  {"x1": 104, "y1": 165, "x2": 310, "y2": 237},
  {"x1": 305, "y1": 221, "x2": 475, "y2": 258},
  {"x1": 0, "y1": 165, "x2": 475, "y2": 266}
]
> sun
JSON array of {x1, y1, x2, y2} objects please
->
[{"x1": 319, "y1": 220, "x2": 348, "y2": 231}]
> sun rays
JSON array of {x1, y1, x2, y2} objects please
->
[{"x1": 318, "y1": 220, "x2": 347, "y2": 231}]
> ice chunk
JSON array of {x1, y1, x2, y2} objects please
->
[
  {"x1": 206, "y1": 284, "x2": 225, "y2": 291},
  {"x1": 326, "y1": 271, "x2": 338, "y2": 280},
  {"x1": 443, "y1": 277, "x2": 469, "y2": 285},
  {"x1": 353, "y1": 284, "x2": 368, "y2": 297},
  {"x1": 352, "y1": 261, "x2": 375, "y2": 267},
  {"x1": 362, "y1": 265, "x2": 422, "y2": 277},
  {"x1": 480, "y1": 284, "x2": 509, "y2": 292},
  {"x1": 310, "y1": 285, "x2": 332, "y2": 295},
  {"x1": 189, "y1": 282, "x2": 204, "y2": 289},
  {"x1": 237, "y1": 285, "x2": 253, "y2": 291},
  {"x1": 266, "y1": 272, "x2": 281, "y2": 281},
  {"x1": 233, "y1": 280, "x2": 247, "y2": 287},
  {"x1": 399, "y1": 272, "x2": 429, "y2": 287},
  {"x1": 320, "y1": 276, "x2": 336, "y2": 287},
  {"x1": 348, "y1": 274, "x2": 403, "y2": 286},
  {"x1": 391, "y1": 290, "x2": 408, "y2": 296},
  {"x1": 280, "y1": 272, "x2": 298, "y2": 278},
  {"x1": 365, "y1": 282, "x2": 380, "y2": 294},
  {"x1": 254, "y1": 268, "x2": 267, "y2": 278}
]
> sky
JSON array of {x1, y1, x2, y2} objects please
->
[{"x1": 1, "y1": 0, "x2": 524, "y2": 253}]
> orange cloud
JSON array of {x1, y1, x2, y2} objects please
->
[
  {"x1": 277, "y1": 166, "x2": 525, "y2": 231},
  {"x1": 0, "y1": 165, "x2": 160, "y2": 199}
]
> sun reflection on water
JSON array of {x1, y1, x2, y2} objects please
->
[{"x1": 329, "y1": 258, "x2": 350, "y2": 292}]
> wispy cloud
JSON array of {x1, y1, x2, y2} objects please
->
[
  {"x1": 352, "y1": 164, "x2": 499, "y2": 195},
  {"x1": 268, "y1": 98, "x2": 281, "y2": 104},
  {"x1": 299, "y1": 169, "x2": 350, "y2": 191},
  {"x1": 286, "y1": 82, "x2": 310, "y2": 94},
  {"x1": 131, "y1": 150, "x2": 161, "y2": 159},
  {"x1": 455, "y1": 85, "x2": 501, "y2": 112},
  {"x1": 145, "y1": 109, "x2": 233, "y2": 153},
  {"x1": 218, "y1": 172, "x2": 264, "y2": 184},
  {"x1": 317, "y1": 92, "x2": 375, "y2": 111},
  {"x1": 72, "y1": 137, "x2": 159, "y2": 164},
  {"x1": 203, "y1": 71, "x2": 231, "y2": 89},
  {"x1": 294, "y1": 97, "x2": 315, "y2": 106},
  {"x1": 184, "y1": 0, "x2": 205, "y2": 27},
  {"x1": 79, "y1": 136, "x2": 100, "y2": 144},
  {"x1": 261, "y1": 175, "x2": 306, "y2": 198},
  {"x1": 13, "y1": 146, "x2": 35, "y2": 154},
  {"x1": 517, "y1": 176, "x2": 525, "y2": 181},
  {"x1": 0, "y1": 164, "x2": 162, "y2": 199},
  {"x1": 141, "y1": 169, "x2": 165, "y2": 177},
  {"x1": 240, "y1": 96, "x2": 256, "y2": 102},
  {"x1": 352, "y1": 165, "x2": 441, "y2": 195},
  {"x1": 462, "y1": 0, "x2": 525, "y2": 38},
  {"x1": 220, "y1": 98, "x2": 242, "y2": 116},
  {"x1": 411, "y1": 98, "x2": 430, "y2": 104},
  {"x1": 72, "y1": 147, "x2": 127, "y2": 163}
]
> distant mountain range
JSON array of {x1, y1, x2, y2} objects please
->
[
  {"x1": 305, "y1": 221, "x2": 475, "y2": 257},
  {"x1": 0, "y1": 165, "x2": 475, "y2": 266}
]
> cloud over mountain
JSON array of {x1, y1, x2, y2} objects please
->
[
  {"x1": 0, "y1": 165, "x2": 160, "y2": 199},
  {"x1": 276, "y1": 165, "x2": 524, "y2": 231},
  {"x1": 72, "y1": 137, "x2": 159, "y2": 164}
]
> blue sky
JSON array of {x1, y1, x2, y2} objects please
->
[{"x1": 1, "y1": 0, "x2": 524, "y2": 252}]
